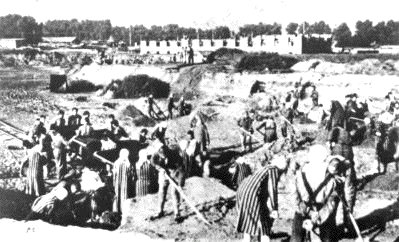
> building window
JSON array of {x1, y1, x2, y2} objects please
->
[
  {"x1": 274, "y1": 38, "x2": 279, "y2": 46},
  {"x1": 167, "y1": 41, "x2": 170, "y2": 47},
  {"x1": 223, "y1": 40, "x2": 227, "y2": 46},
  {"x1": 156, "y1": 41, "x2": 160, "y2": 47},
  {"x1": 235, "y1": 40, "x2": 240, "y2": 47},
  {"x1": 146, "y1": 41, "x2": 150, "y2": 47},
  {"x1": 167, "y1": 51, "x2": 170, "y2": 54},
  {"x1": 211, "y1": 41, "x2": 215, "y2": 47},
  {"x1": 199, "y1": 40, "x2": 203, "y2": 47},
  {"x1": 156, "y1": 51, "x2": 160, "y2": 54}
]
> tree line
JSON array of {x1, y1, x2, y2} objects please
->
[{"x1": 1, "y1": 14, "x2": 399, "y2": 48}]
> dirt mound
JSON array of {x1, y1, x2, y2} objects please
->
[
  {"x1": 120, "y1": 177, "x2": 235, "y2": 233},
  {"x1": 174, "y1": 65, "x2": 208, "y2": 96},
  {"x1": 101, "y1": 75, "x2": 170, "y2": 99},
  {"x1": 119, "y1": 105, "x2": 156, "y2": 127}
]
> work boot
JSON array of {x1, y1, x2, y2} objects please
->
[
  {"x1": 149, "y1": 210, "x2": 164, "y2": 221},
  {"x1": 174, "y1": 212, "x2": 183, "y2": 223}
]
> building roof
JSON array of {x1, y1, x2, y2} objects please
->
[
  {"x1": 42, "y1": 37, "x2": 77, "y2": 43},
  {"x1": 0, "y1": 38, "x2": 24, "y2": 41}
]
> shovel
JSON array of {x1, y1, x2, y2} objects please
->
[{"x1": 339, "y1": 195, "x2": 370, "y2": 242}]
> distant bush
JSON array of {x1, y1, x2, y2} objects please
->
[
  {"x1": 236, "y1": 52, "x2": 299, "y2": 72},
  {"x1": 67, "y1": 80, "x2": 96, "y2": 93},
  {"x1": 207, "y1": 48, "x2": 247, "y2": 63},
  {"x1": 295, "y1": 53, "x2": 399, "y2": 63},
  {"x1": 3, "y1": 57, "x2": 17, "y2": 67},
  {"x1": 105, "y1": 75, "x2": 170, "y2": 99}
]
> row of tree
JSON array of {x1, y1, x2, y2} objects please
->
[
  {"x1": 334, "y1": 20, "x2": 399, "y2": 47},
  {"x1": 2, "y1": 14, "x2": 399, "y2": 48}
]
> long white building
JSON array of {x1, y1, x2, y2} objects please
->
[{"x1": 135, "y1": 34, "x2": 331, "y2": 55}]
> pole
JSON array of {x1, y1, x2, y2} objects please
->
[
  {"x1": 129, "y1": 26, "x2": 132, "y2": 47},
  {"x1": 93, "y1": 151, "x2": 114, "y2": 166},
  {"x1": 153, "y1": 100, "x2": 168, "y2": 119},
  {"x1": 162, "y1": 168, "x2": 211, "y2": 226},
  {"x1": 237, "y1": 126, "x2": 263, "y2": 144},
  {"x1": 338, "y1": 195, "x2": 368, "y2": 242}
]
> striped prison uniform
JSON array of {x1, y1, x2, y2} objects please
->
[
  {"x1": 25, "y1": 151, "x2": 46, "y2": 196},
  {"x1": 231, "y1": 163, "x2": 252, "y2": 190},
  {"x1": 26, "y1": 193, "x2": 58, "y2": 221},
  {"x1": 113, "y1": 158, "x2": 134, "y2": 214},
  {"x1": 264, "y1": 128, "x2": 277, "y2": 143},
  {"x1": 236, "y1": 166, "x2": 279, "y2": 236},
  {"x1": 135, "y1": 161, "x2": 158, "y2": 197}
]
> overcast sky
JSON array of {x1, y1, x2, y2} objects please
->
[{"x1": 1, "y1": 0, "x2": 399, "y2": 32}]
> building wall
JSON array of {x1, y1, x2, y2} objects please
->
[
  {"x1": 0, "y1": 39, "x2": 24, "y2": 49},
  {"x1": 137, "y1": 34, "x2": 305, "y2": 55}
]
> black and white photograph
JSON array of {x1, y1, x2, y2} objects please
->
[{"x1": 1, "y1": 0, "x2": 399, "y2": 241}]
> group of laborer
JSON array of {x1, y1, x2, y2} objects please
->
[
  {"x1": 22, "y1": 104, "x2": 211, "y2": 224},
  {"x1": 233, "y1": 86, "x2": 399, "y2": 242},
  {"x1": 147, "y1": 94, "x2": 190, "y2": 120},
  {"x1": 21, "y1": 83, "x2": 396, "y2": 242}
]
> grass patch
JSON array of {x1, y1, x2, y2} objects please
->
[
  {"x1": 207, "y1": 48, "x2": 247, "y2": 63},
  {"x1": 67, "y1": 80, "x2": 96, "y2": 93},
  {"x1": 236, "y1": 52, "x2": 298, "y2": 72},
  {"x1": 104, "y1": 74, "x2": 170, "y2": 99}
]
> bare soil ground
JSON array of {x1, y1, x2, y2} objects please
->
[{"x1": 1, "y1": 62, "x2": 399, "y2": 241}]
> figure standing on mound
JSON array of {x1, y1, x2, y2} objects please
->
[
  {"x1": 147, "y1": 94, "x2": 156, "y2": 118},
  {"x1": 150, "y1": 144, "x2": 185, "y2": 221},
  {"x1": 191, "y1": 113, "x2": 210, "y2": 158},
  {"x1": 181, "y1": 130, "x2": 201, "y2": 176},
  {"x1": 113, "y1": 149, "x2": 134, "y2": 214},
  {"x1": 236, "y1": 154, "x2": 289, "y2": 242},
  {"x1": 256, "y1": 115, "x2": 277, "y2": 143},
  {"x1": 291, "y1": 145, "x2": 348, "y2": 242},
  {"x1": 188, "y1": 46, "x2": 194, "y2": 65},
  {"x1": 311, "y1": 85, "x2": 319, "y2": 107},
  {"x1": 167, "y1": 94, "x2": 176, "y2": 120},
  {"x1": 327, "y1": 126, "x2": 357, "y2": 233},
  {"x1": 237, "y1": 111, "x2": 254, "y2": 152},
  {"x1": 178, "y1": 96, "x2": 186, "y2": 117}
]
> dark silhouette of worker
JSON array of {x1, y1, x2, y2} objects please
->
[{"x1": 188, "y1": 46, "x2": 194, "y2": 65}]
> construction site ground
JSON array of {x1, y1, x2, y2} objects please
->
[{"x1": 1, "y1": 60, "x2": 399, "y2": 241}]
